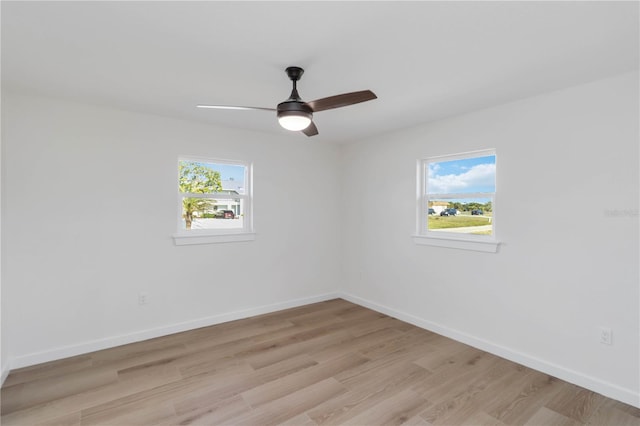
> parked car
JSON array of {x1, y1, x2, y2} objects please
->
[
  {"x1": 440, "y1": 208, "x2": 452, "y2": 216},
  {"x1": 471, "y1": 209, "x2": 484, "y2": 215},
  {"x1": 440, "y1": 208, "x2": 458, "y2": 216},
  {"x1": 215, "y1": 210, "x2": 235, "y2": 219},
  {"x1": 428, "y1": 208, "x2": 436, "y2": 215}
]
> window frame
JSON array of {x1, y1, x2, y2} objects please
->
[
  {"x1": 173, "y1": 156, "x2": 255, "y2": 246},
  {"x1": 413, "y1": 149, "x2": 499, "y2": 253}
]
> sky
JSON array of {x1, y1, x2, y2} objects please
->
[
  {"x1": 208, "y1": 163, "x2": 245, "y2": 182},
  {"x1": 428, "y1": 155, "x2": 496, "y2": 195},
  {"x1": 206, "y1": 163, "x2": 245, "y2": 193},
  {"x1": 182, "y1": 161, "x2": 245, "y2": 182},
  {"x1": 180, "y1": 160, "x2": 246, "y2": 193}
]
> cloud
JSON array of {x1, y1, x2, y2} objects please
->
[{"x1": 429, "y1": 163, "x2": 495, "y2": 193}]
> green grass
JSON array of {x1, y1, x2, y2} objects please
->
[{"x1": 428, "y1": 215, "x2": 491, "y2": 229}]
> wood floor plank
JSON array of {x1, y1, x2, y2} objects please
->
[
  {"x1": 412, "y1": 340, "x2": 484, "y2": 373},
  {"x1": 171, "y1": 394, "x2": 252, "y2": 426},
  {"x1": 307, "y1": 362, "x2": 431, "y2": 425},
  {"x1": 458, "y1": 411, "x2": 508, "y2": 426},
  {"x1": 172, "y1": 353, "x2": 318, "y2": 414},
  {"x1": 346, "y1": 314, "x2": 417, "y2": 337},
  {"x1": 339, "y1": 388, "x2": 430, "y2": 426},
  {"x1": 278, "y1": 412, "x2": 319, "y2": 426},
  {"x1": 401, "y1": 414, "x2": 433, "y2": 426},
  {"x1": 117, "y1": 357, "x2": 184, "y2": 384},
  {"x1": 544, "y1": 382, "x2": 607, "y2": 423},
  {"x1": 179, "y1": 319, "x2": 298, "y2": 353},
  {"x1": 81, "y1": 401, "x2": 176, "y2": 425},
  {"x1": 1, "y1": 368, "x2": 179, "y2": 426},
  {"x1": 235, "y1": 378, "x2": 347, "y2": 426},
  {"x1": 79, "y1": 364, "x2": 248, "y2": 426},
  {"x1": 1, "y1": 367, "x2": 118, "y2": 414},
  {"x1": 241, "y1": 326, "x2": 353, "y2": 370},
  {"x1": 286, "y1": 307, "x2": 349, "y2": 328},
  {"x1": 356, "y1": 328, "x2": 439, "y2": 363},
  {"x1": 310, "y1": 327, "x2": 405, "y2": 363},
  {"x1": 586, "y1": 399, "x2": 640, "y2": 426},
  {"x1": 171, "y1": 319, "x2": 333, "y2": 378},
  {"x1": 412, "y1": 347, "x2": 503, "y2": 404},
  {"x1": 337, "y1": 355, "x2": 431, "y2": 391},
  {"x1": 241, "y1": 353, "x2": 369, "y2": 408},
  {"x1": 609, "y1": 399, "x2": 640, "y2": 418},
  {"x1": 486, "y1": 370, "x2": 565, "y2": 425},
  {"x1": 524, "y1": 406, "x2": 582, "y2": 426},
  {"x1": 2, "y1": 355, "x2": 93, "y2": 388},
  {"x1": 419, "y1": 359, "x2": 529, "y2": 425},
  {"x1": 2, "y1": 299, "x2": 638, "y2": 426},
  {"x1": 33, "y1": 411, "x2": 82, "y2": 426}
]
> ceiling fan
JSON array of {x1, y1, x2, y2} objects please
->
[{"x1": 197, "y1": 66, "x2": 377, "y2": 137}]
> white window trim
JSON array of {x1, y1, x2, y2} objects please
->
[
  {"x1": 173, "y1": 156, "x2": 255, "y2": 246},
  {"x1": 174, "y1": 232, "x2": 256, "y2": 246},
  {"x1": 412, "y1": 234, "x2": 499, "y2": 252},
  {"x1": 414, "y1": 149, "x2": 500, "y2": 253}
]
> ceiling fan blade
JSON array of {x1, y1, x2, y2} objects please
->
[
  {"x1": 306, "y1": 90, "x2": 377, "y2": 112},
  {"x1": 302, "y1": 121, "x2": 319, "y2": 137},
  {"x1": 197, "y1": 105, "x2": 276, "y2": 112}
]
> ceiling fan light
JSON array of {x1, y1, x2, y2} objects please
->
[{"x1": 278, "y1": 112, "x2": 312, "y2": 131}]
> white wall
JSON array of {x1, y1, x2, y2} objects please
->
[
  {"x1": 1, "y1": 93, "x2": 342, "y2": 367},
  {"x1": 340, "y1": 72, "x2": 639, "y2": 406}
]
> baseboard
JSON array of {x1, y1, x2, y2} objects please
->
[
  {"x1": 1, "y1": 360, "x2": 10, "y2": 387},
  {"x1": 9, "y1": 292, "x2": 341, "y2": 371},
  {"x1": 339, "y1": 292, "x2": 640, "y2": 409}
]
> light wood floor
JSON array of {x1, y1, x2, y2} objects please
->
[{"x1": 2, "y1": 299, "x2": 639, "y2": 425}]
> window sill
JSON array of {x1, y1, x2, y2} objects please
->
[
  {"x1": 173, "y1": 232, "x2": 256, "y2": 246},
  {"x1": 412, "y1": 235, "x2": 500, "y2": 253}
]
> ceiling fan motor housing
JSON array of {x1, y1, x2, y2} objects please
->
[{"x1": 277, "y1": 100, "x2": 313, "y2": 119}]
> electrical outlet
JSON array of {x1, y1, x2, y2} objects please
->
[
  {"x1": 138, "y1": 292, "x2": 149, "y2": 305},
  {"x1": 599, "y1": 327, "x2": 612, "y2": 345}
]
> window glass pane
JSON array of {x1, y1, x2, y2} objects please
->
[
  {"x1": 427, "y1": 197, "x2": 493, "y2": 235},
  {"x1": 428, "y1": 155, "x2": 495, "y2": 194},
  {"x1": 181, "y1": 197, "x2": 244, "y2": 230},
  {"x1": 179, "y1": 161, "x2": 246, "y2": 195}
]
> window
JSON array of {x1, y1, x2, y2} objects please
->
[
  {"x1": 173, "y1": 157, "x2": 254, "y2": 245},
  {"x1": 414, "y1": 149, "x2": 499, "y2": 252}
]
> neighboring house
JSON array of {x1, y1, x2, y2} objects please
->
[
  {"x1": 213, "y1": 179, "x2": 244, "y2": 216},
  {"x1": 429, "y1": 201, "x2": 449, "y2": 214},
  {"x1": 190, "y1": 181, "x2": 242, "y2": 219},
  {"x1": 212, "y1": 190, "x2": 240, "y2": 216}
]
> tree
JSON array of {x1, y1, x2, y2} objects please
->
[{"x1": 179, "y1": 161, "x2": 222, "y2": 229}]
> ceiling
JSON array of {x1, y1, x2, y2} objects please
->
[{"x1": 2, "y1": 1, "x2": 638, "y2": 144}]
